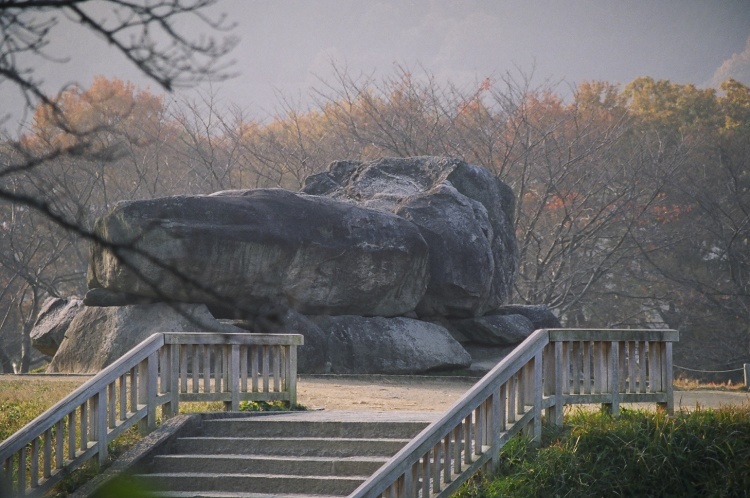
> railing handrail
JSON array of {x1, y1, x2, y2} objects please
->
[
  {"x1": 0, "y1": 333, "x2": 165, "y2": 462},
  {"x1": 1, "y1": 331, "x2": 303, "y2": 497},
  {"x1": 350, "y1": 327, "x2": 679, "y2": 498},
  {"x1": 350, "y1": 328, "x2": 550, "y2": 498}
]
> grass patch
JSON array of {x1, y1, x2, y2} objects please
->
[
  {"x1": 0, "y1": 378, "x2": 87, "y2": 440},
  {"x1": 455, "y1": 406, "x2": 750, "y2": 498}
]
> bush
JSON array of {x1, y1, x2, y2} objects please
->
[{"x1": 455, "y1": 407, "x2": 750, "y2": 498}]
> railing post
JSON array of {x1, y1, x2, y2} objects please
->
[
  {"x1": 288, "y1": 344, "x2": 298, "y2": 407},
  {"x1": 608, "y1": 341, "x2": 620, "y2": 416},
  {"x1": 147, "y1": 351, "x2": 158, "y2": 431},
  {"x1": 554, "y1": 340, "x2": 564, "y2": 426},
  {"x1": 660, "y1": 342, "x2": 674, "y2": 414},
  {"x1": 533, "y1": 351, "x2": 543, "y2": 443},
  {"x1": 137, "y1": 358, "x2": 148, "y2": 434},
  {"x1": 169, "y1": 342, "x2": 180, "y2": 416}
]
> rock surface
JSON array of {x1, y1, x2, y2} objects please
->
[
  {"x1": 30, "y1": 297, "x2": 84, "y2": 356},
  {"x1": 310, "y1": 315, "x2": 472, "y2": 374},
  {"x1": 87, "y1": 188, "x2": 429, "y2": 317},
  {"x1": 47, "y1": 303, "x2": 245, "y2": 373},
  {"x1": 303, "y1": 156, "x2": 518, "y2": 317},
  {"x1": 488, "y1": 304, "x2": 561, "y2": 330},
  {"x1": 43, "y1": 157, "x2": 535, "y2": 375},
  {"x1": 452, "y1": 314, "x2": 535, "y2": 346}
]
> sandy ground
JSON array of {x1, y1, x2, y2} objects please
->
[
  {"x1": 4, "y1": 374, "x2": 750, "y2": 413},
  {"x1": 295, "y1": 374, "x2": 750, "y2": 412},
  {"x1": 296, "y1": 375, "x2": 480, "y2": 412}
]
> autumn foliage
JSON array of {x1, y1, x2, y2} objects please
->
[{"x1": 2, "y1": 73, "x2": 749, "y2": 377}]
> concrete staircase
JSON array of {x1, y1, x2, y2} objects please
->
[{"x1": 133, "y1": 411, "x2": 435, "y2": 497}]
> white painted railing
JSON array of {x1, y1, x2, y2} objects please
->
[
  {"x1": 350, "y1": 328, "x2": 678, "y2": 498},
  {"x1": 0, "y1": 332, "x2": 303, "y2": 497}
]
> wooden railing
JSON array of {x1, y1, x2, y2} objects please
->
[
  {"x1": 0, "y1": 332, "x2": 303, "y2": 497},
  {"x1": 350, "y1": 328, "x2": 678, "y2": 498}
]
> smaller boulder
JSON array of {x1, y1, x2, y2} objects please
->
[
  {"x1": 31, "y1": 297, "x2": 84, "y2": 356},
  {"x1": 48, "y1": 303, "x2": 246, "y2": 373},
  {"x1": 452, "y1": 314, "x2": 535, "y2": 346},
  {"x1": 488, "y1": 305, "x2": 561, "y2": 330},
  {"x1": 311, "y1": 315, "x2": 471, "y2": 374}
]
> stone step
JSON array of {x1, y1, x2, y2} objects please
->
[
  {"x1": 200, "y1": 418, "x2": 428, "y2": 439},
  {"x1": 148, "y1": 454, "x2": 388, "y2": 476},
  {"x1": 134, "y1": 472, "x2": 366, "y2": 496},
  {"x1": 171, "y1": 436, "x2": 410, "y2": 457}
]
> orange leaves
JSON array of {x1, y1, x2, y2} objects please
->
[{"x1": 24, "y1": 76, "x2": 165, "y2": 154}]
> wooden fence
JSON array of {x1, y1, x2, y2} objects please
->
[
  {"x1": 350, "y1": 328, "x2": 678, "y2": 498},
  {"x1": 0, "y1": 332, "x2": 303, "y2": 497}
]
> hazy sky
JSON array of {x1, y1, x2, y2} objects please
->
[{"x1": 2, "y1": 0, "x2": 749, "y2": 132}]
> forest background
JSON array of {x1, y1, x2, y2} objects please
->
[{"x1": 1, "y1": 66, "x2": 747, "y2": 380}]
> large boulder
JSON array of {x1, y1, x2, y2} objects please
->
[
  {"x1": 310, "y1": 315, "x2": 472, "y2": 374},
  {"x1": 47, "y1": 303, "x2": 246, "y2": 373},
  {"x1": 30, "y1": 297, "x2": 84, "y2": 356},
  {"x1": 87, "y1": 188, "x2": 429, "y2": 317},
  {"x1": 303, "y1": 156, "x2": 518, "y2": 317}
]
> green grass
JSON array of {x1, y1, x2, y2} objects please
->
[{"x1": 455, "y1": 406, "x2": 750, "y2": 498}]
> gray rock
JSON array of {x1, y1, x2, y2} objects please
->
[
  {"x1": 87, "y1": 188, "x2": 429, "y2": 318},
  {"x1": 30, "y1": 297, "x2": 84, "y2": 356},
  {"x1": 84, "y1": 287, "x2": 161, "y2": 307},
  {"x1": 221, "y1": 308, "x2": 329, "y2": 374},
  {"x1": 311, "y1": 315, "x2": 471, "y2": 374},
  {"x1": 303, "y1": 156, "x2": 518, "y2": 317},
  {"x1": 488, "y1": 305, "x2": 561, "y2": 329},
  {"x1": 452, "y1": 314, "x2": 535, "y2": 346},
  {"x1": 47, "y1": 303, "x2": 246, "y2": 373}
]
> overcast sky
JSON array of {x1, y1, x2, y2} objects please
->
[{"x1": 2, "y1": 0, "x2": 749, "y2": 133}]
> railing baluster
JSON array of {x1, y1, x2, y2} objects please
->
[
  {"x1": 80, "y1": 402, "x2": 88, "y2": 452},
  {"x1": 499, "y1": 383, "x2": 507, "y2": 432},
  {"x1": 273, "y1": 345, "x2": 281, "y2": 392},
  {"x1": 628, "y1": 341, "x2": 636, "y2": 393},
  {"x1": 240, "y1": 345, "x2": 248, "y2": 393},
  {"x1": 203, "y1": 345, "x2": 211, "y2": 394},
  {"x1": 119, "y1": 374, "x2": 127, "y2": 421},
  {"x1": 443, "y1": 433, "x2": 451, "y2": 484},
  {"x1": 30, "y1": 436, "x2": 39, "y2": 488},
  {"x1": 3, "y1": 454, "x2": 13, "y2": 496},
  {"x1": 474, "y1": 406, "x2": 482, "y2": 456},
  {"x1": 262, "y1": 345, "x2": 270, "y2": 393},
  {"x1": 251, "y1": 345, "x2": 259, "y2": 393},
  {"x1": 55, "y1": 419, "x2": 64, "y2": 470},
  {"x1": 463, "y1": 415, "x2": 472, "y2": 465},
  {"x1": 638, "y1": 341, "x2": 647, "y2": 394},
  {"x1": 43, "y1": 428, "x2": 52, "y2": 479},
  {"x1": 582, "y1": 340, "x2": 591, "y2": 394},
  {"x1": 67, "y1": 411, "x2": 76, "y2": 460},
  {"x1": 432, "y1": 443, "x2": 442, "y2": 493},
  {"x1": 18, "y1": 446, "x2": 26, "y2": 494},
  {"x1": 192, "y1": 345, "x2": 200, "y2": 394},
  {"x1": 108, "y1": 382, "x2": 116, "y2": 429}
]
